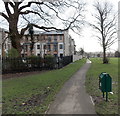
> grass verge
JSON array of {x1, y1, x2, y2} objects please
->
[
  {"x1": 2, "y1": 59, "x2": 85, "y2": 114},
  {"x1": 85, "y1": 58, "x2": 118, "y2": 115}
]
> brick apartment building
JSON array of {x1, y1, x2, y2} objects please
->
[
  {"x1": 21, "y1": 30, "x2": 76, "y2": 58},
  {"x1": 1, "y1": 29, "x2": 76, "y2": 58}
]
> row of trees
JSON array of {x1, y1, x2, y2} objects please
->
[{"x1": 0, "y1": 0, "x2": 117, "y2": 64}]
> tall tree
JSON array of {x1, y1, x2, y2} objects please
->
[
  {"x1": 79, "y1": 48, "x2": 84, "y2": 58},
  {"x1": 0, "y1": 0, "x2": 85, "y2": 55},
  {"x1": 90, "y1": 1, "x2": 117, "y2": 63}
]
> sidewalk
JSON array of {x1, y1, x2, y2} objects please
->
[{"x1": 47, "y1": 60, "x2": 96, "y2": 114}]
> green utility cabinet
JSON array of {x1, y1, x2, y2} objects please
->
[{"x1": 99, "y1": 72, "x2": 112, "y2": 92}]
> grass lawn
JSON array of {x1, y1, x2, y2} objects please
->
[
  {"x1": 2, "y1": 59, "x2": 85, "y2": 114},
  {"x1": 85, "y1": 58, "x2": 118, "y2": 115}
]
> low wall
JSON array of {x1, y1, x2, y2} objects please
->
[{"x1": 73, "y1": 55, "x2": 82, "y2": 62}]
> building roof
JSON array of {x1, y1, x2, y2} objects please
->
[
  {"x1": 0, "y1": 27, "x2": 66, "y2": 35},
  {"x1": 24, "y1": 30, "x2": 65, "y2": 35}
]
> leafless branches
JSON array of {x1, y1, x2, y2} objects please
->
[
  {"x1": 0, "y1": 0, "x2": 86, "y2": 54},
  {"x1": 20, "y1": 0, "x2": 86, "y2": 33}
]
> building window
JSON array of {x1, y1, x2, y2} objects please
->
[
  {"x1": 37, "y1": 45, "x2": 40, "y2": 49},
  {"x1": 8, "y1": 44, "x2": 11, "y2": 49},
  {"x1": 43, "y1": 45, "x2": 46, "y2": 49},
  {"x1": 60, "y1": 36, "x2": 62, "y2": 40},
  {"x1": 60, "y1": 54, "x2": 63, "y2": 58},
  {"x1": 37, "y1": 35, "x2": 39, "y2": 40},
  {"x1": 48, "y1": 45, "x2": 51, "y2": 51},
  {"x1": 37, "y1": 54, "x2": 40, "y2": 57},
  {"x1": 21, "y1": 54, "x2": 24, "y2": 57},
  {"x1": 54, "y1": 44, "x2": 57, "y2": 51},
  {"x1": 54, "y1": 36, "x2": 57, "y2": 41},
  {"x1": 59, "y1": 44, "x2": 63, "y2": 49},
  {"x1": 48, "y1": 36, "x2": 51, "y2": 42}
]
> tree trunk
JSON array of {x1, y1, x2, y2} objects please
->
[
  {"x1": 9, "y1": 14, "x2": 22, "y2": 56},
  {"x1": 102, "y1": 31, "x2": 108, "y2": 64},
  {"x1": 103, "y1": 46, "x2": 108, "y2": 64},
  {"x1": 30, "y1": 34, "x2": 35, "y2": 56},
  {"x1": 2, "y1": 44, "x2": 5, "y2": 57},
  {"x1": 10, "y1": 34, "x2": 22, "y2": 55}
]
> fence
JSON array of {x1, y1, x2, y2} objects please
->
[{"x1": 2, "y1": 55, "x2": 73, "y2": 74}]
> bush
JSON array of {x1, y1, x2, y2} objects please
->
[
  {"x1": 44, "y1": 55, "x2": 55, "y2": 69},
  {"x1": 7, "y1": 48, "x2": 19, "y2": 58},
  {"x1": 27, "y1": 56, "x2": 43, "y2": 69},
  {"x1": 2, "y1": 57, "x2": 27, "y2": 73},
  {"x1": 2, "y1": 55, "x2": 73, "y2": 74}
]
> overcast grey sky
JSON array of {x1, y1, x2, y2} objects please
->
[{"x1": 0, "y1": 0, "x2": 119, "y2": 52}]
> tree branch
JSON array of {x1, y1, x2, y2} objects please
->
[
  {"x1": 8, "y1": 1, "x2": 15, "y2": 8},
  {"x1": 20, "y1": 10, "x2": 41, "y2": 16},
  {"x1": 32, "y1": 24, "x2": 66, "y2": 31},
  {"x1": 0, "y1": 12, "x2": 9, "y2": 22},
  {"x1": 89, "y1": 23, "x2": 102, "y2": 33},
  {"x1": 2, "y1": 35, "x2": 9, "y2": 45},
  {"x1": 106, "y1": 38, "x2": 117, "y2": 48},
  {"x1": 20, "y1": 24, "x2": 29, "y2": 36},
  {"x1": 4, "y1": 2, "x2": 11, "y2": 17},
  {"x1": 43, "y1": 3, "x2": 70, "y2": 22},
  {"x1": 19, "y1": 2, "x2": 44, "y2": 11}
]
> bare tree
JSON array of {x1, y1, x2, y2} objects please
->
[
  {"x1": 0, "y1": 0, "x2": 86, "y2": 56},
  {"x1": 78, "y1": 48, "x2": 84, "y2": 58},
  {"x1": 90, "y1": 1, "x2": 117, "y2": 63}
]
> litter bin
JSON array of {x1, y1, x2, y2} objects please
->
[
  {"x1": 99, "y1": 72, "x2": 112, "y2": 101},
  {"x1": 99, "y1": 72, "x2": 112, "y2": 92}
]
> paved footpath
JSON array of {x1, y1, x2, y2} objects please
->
[{"x1": 47, "y1": 59, "x2": 97, "y2": 114}]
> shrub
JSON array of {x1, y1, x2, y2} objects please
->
[
  {"x1": 2, "y1": 57, "x2": 27, "y2": 73},
  {"x1": 27, "y1": 56, "x2": 43, "y2": 69},
  {"x1": 44, "y1": 55, "x2": 55, "y2": 69},
  {"x1": 7, "y1": 48, "x2": 19, "y2": 58}
]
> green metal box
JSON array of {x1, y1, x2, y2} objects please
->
[{"x1": 99, "y1": 72, "x2": 112, "y2": 92}]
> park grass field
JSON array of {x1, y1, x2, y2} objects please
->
[
  {"x1": 2, "y1": 59, "x2": 85, "y2": 114},
  {"x1": 86, "y1": 58, "x2": 118, "y2": 115}
]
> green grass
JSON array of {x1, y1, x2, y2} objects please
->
[
  {"x1": 2, "y1": 59, "x2": 85, "y2": 114},
  {"x1": 85, "y1": 58, "x2": 118, "y2": 115}
]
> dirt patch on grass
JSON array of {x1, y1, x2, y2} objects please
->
[
  {"x1": 3, "y1": 89, "x2": 51, "y2": 114},
  {"x1": 21, "y1": 92, "x2": 50, "y2": 107},
  {"x1": 92, "y1": 96, "x2": 104, "y2": 104}
]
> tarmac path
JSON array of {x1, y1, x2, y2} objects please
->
[{"x1": 47, "y1": 59, "x2": 97, "y2": 114}]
